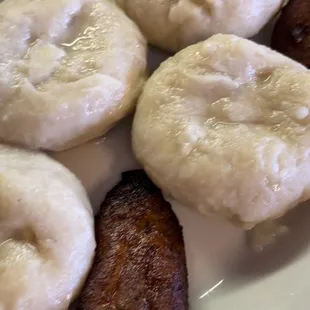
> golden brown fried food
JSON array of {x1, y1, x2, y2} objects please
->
[
  {"x1": 76, "y1": 170, "x2": 188, "y2": 310},
  {"x1": 271, "y1": 0, "x2": 310, "y2": 67}
]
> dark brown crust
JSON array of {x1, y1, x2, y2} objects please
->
[
  {"x1": 271, "y1": 0, "x2": 310, "y2": 67},
  {"x1": 76, "y1": 170, "x2": 188, "y2": 310}
]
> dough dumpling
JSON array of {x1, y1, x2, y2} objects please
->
[
  {"x1": 116, "y1": 0, "x2": 283, "y2": 52},
  {"x1": 0, "y1": 144, "x2": 95, "y2": 309},
  {"x1": 133, "y1": 34, "x2": 310, "y2": 228},
  {"x1": 0, "y1": 0, "x2": 146, "y2": 151}
]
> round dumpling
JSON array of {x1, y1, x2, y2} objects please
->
[
  {"x1": 0, "y1": 144, "x2": 95, "y2": 309},
  {"x1": 133, "y1": 34, "x2": 310, "y2": 229},
  {"x1": 116, "y1": 0, "x2": 283, "y2": 52},
  {"x1": 0, "y1": 0, "x2": 146, "y2": 151}
]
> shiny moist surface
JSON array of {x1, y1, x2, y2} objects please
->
[
  {"x1": 0, "y1": 0, "x2": 146, "y2": 150},
  {"x1": 77, "y1": 170, "x2": 188, "y2": 310}
]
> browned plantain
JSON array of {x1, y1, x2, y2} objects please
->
[
  {"x1": 76, "y1": 170, "x2": 188, "y2": 310},
  {"x1": 271, "y1": 0, "x2": 310, "y2": 67}
]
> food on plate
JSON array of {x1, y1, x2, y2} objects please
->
[
  {"x1": 271, "y1": 0, "x2": 310, "y2": 68},
  {"x1": 248, "y1": 221, "x2": 289, "y2": 252},
  {"x1": 0, "y1": 0, "x2": 146, "y2": 151},
  {"x1": 115, "y1": 0, "x2": 283, "y2": 52},
  {"x1": 0, "y1": 144, "x2": 95, "y2": 309},
  {"x1": 132, "y1": 33, "x2": 310, "y2": 229},
  {"x1": 77, "y1": 170, "x2": 188, "y2": 310}
]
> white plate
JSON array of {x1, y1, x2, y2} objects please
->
[{"x1": 53, "y1": 19, "x2": 310, "y2": 310}]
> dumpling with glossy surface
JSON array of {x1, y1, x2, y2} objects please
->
[{"x1": 0, "y1": 0, "x2": 146, "y2": 151}]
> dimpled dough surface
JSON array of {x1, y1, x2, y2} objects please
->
[
  {"x1": 0, "y1": 0, "x2": 146, "y2": 151},
  {"x1": 0, "y1": 144, "x2": 95, "y2": 309},
  {"x1": 133, "y1": 34, "x2": 310, "y2": 228},
  {"x1": 116, "y1": 0, "x2": 283, "y2": 52}
]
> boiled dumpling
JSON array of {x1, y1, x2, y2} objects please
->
[
  {"x1": 0, "y1": 0, "x2": 146, "y2": 151},
  {"x1": 0, "y1": 144, "x2": 95, "y2": 309},
  {"x1": 116, "y1": 0, "x2": 283, "y2": 52},
  {"x1": 133, "y1": 34, "x2": 310, "y2": 229}
]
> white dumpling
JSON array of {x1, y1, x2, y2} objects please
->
[
  {"x1": 0, "y1": 144, "x2": 95, "y2": 309},
  {"x1": 116, "y1": 0, "x2": 283, "y2": 52},
  {"x1": 0, "y1": 0, "x2": 146, "y2": 151},
  {"x1": 133, "y1": 34, "x2": 310, "y2": 228}
]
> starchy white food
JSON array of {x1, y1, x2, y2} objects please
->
[
  {"x1": 0, "y1": 0, "x2": 146, "y2": 151},
  {"x1": 0, "y1": 144, "x2": 95, "y2": 309},
  {"x1": 133, "y1": 34, "x2": 310, "y2": 228},
  {"x1": 116, "y1": 0, "x2": 283, "y2": 52}
]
